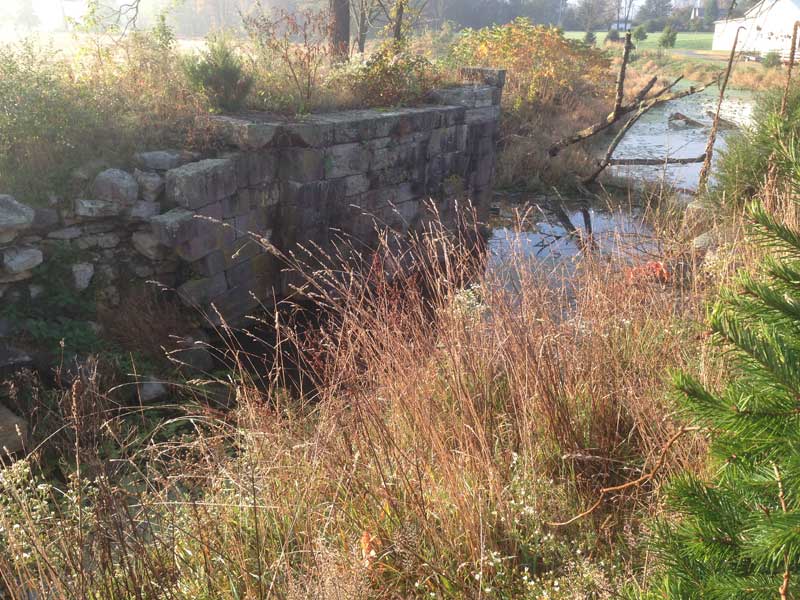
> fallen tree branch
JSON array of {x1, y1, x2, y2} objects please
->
[
  {"x1": 548, "y1": 75, "x2": 719, "y2": 158},
  {"x1": 607, "y1": 154, "x2": 706, "y2": 166},
  {"x1": 547, "y1": 425, "x2": 703, "y2": 527},
  {"x1": 583, "y1": 104, "x2": 651, "y2": 184}
]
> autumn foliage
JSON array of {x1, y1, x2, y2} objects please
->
[{"x1": 449, "y1": 18, "x2": 611, "y2": 105}]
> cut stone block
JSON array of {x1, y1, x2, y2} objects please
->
[
  {"x1": 165, "y1": 158, "x2": 237, "y2": 210},
  {"x1": 280, "y1": 147, "x2": 324, "y2": 182},
  {"x1": 177, "y1": 272, "x2": 228, "y2": 306},
  {"x1": 208, "y1": 115, "x2": 281, "y2": 150},
  {"x1": 93, "y1": 169, "x2": 138, "y2": 204},
  {"x1": 132, "y1": 231, "x2": 166, "y2": 260},
  {"x1": 325, "y1": 143, "x2": 371, "y2": 179}
]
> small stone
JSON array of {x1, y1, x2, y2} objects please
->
[
  {"x1": 132, "y1": 231, "x2": 165, "y2": 260},
  {"x1": 74, "y1": 198, "x2": 122, "y2": 219},
  {"x1": 0, "y1": 195, "x2": 35, "y2": 242},
  {"x1": 72, "y1": 262, "x2": 95, "y2": 291},
  {"x1": 93, "y1": 169, "x2": 138, "y2": 204},
  {"x1": 47, "y1": 226, "x2": 82, "y2": 240},
  {"x1": 134, "y1": 169, "x2": 165, "y2": 202},
  {"x1": 2, "y1": 247, "x2": 43, "y2": 274},
  {"x1": 169, "y1": 332, "x2": 215, "y2": 373},
  {"x1": 28, "y1": 284, "x2": 44, "y2": 299}
]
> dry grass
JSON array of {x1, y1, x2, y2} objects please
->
[{"x1": 0, "y1": 199, "x2": 739, "y2": 598}]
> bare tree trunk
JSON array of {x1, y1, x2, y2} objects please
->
[
  {"x1": 331, "y1": 0, "x2": 350, "y2": 61},
  {"x1": 357, "y1": 6, "x2": 368, "y2": 53},
  {"x1": 393, "y1": 0, "x2": 405, "y2": 42}
]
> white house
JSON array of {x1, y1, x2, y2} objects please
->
[{"x1": 713, "y1": 0, "x2": 800, "y2": 55}]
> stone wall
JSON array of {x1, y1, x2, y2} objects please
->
[{"x1": 0, "y1": 69, "x2": 504, "y2": 337}]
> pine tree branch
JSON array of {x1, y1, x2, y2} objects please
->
[{"x1": 773, "y1": 462, "x2": 790, "y2": 600}]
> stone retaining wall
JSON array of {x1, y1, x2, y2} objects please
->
[{"x1": 0, "y1": 68, "x2": 504, "y2": 332}]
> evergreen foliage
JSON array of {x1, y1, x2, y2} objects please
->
[
  {"x1": 183, "y1": 34, "x2": 253, "y2": 113},
  {"x1": 645, "y1": 167, "x2": 800, "y2": 596}
]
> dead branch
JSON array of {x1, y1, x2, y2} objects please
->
[
  {"x1": 583, "y1": 104, "x2": 650, "y2": 184},
  {"x1": 697, "y1": 28, "x2": 743, "y2": 194},
  {"x1": 547, "y1": 425, "x2": 703, "y2": 527},
  {"x1": 548, "y1": 76, "x2": 718, "y2": 158},
  {"x1": 608, "y1": 154, "x2": 706, "y2": 166},
  {"x1": 612, "y1": 32, "x2": 634, "y2": 120}
]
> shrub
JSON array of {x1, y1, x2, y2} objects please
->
[
  {"x1": 183, "y1": 34, "x2": 253, "y2": 113},
  {"x1": 328, "y1": 40, "x2": 442, "y2": 107},
  {"x1": 763, "y1": 50, "x2": 782, "y2": 68},
  {"x1": 449, "y1": 19, "x2": 610, "y2": 105},
  {"x1": 633, "y1": 24, "x2": 649, "y2": 41},
  {"x1": 242, "y1": 8, "x2": 331, "y2": 114},
  {"x1": 584, "y1": 30, "x2": 597, "y2": 45},
  {"x1": 658, "y1": 25, "x2": 677, "y2": 48},
  {"x1": 605, "y1": 28, "x2": 621, "y2": 43}
]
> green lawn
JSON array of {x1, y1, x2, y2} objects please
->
[{"x1": 564, "y1": 31, "x2": 713, "y2": 51}]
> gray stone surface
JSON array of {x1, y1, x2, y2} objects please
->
[
  {"x1": 3, "y1": 247, "x2": 43, "y2": 274},
  {"x1": 93, "y1": 169, "x2": 139, "y2": 204},
  {"x1": 177, "y1": 272, "x2": 228, "y2": 306},
  {"x1": 134, "y1": 150, "x2": 199, "y2": 171},
  {"x1": 166, "y1": 159, "x2": 237, "y2": 210},
  {"x1": 138, "y1": 377, "x2": 167, "y2": 402},
  {"x1": 134, "y1": 169, "x2": 164, "y2": 202},
  {"x1": 126, "y1": 201, "x2": 161, "y2": 221},
  {"x1": 0, "y1": 195, "x2": 35, "y2": 243},
  {"x1": 209, "y1": 115, "x2": 281, "y2": 150},
  {"x1": 74, "y1": 198, "x2": 122, "y2": 219},
  {"x1": 72, "y1": 262, "x2": 95, "y2": 290},
  {"x1": 132, "y1": 231, "x2": 165, "y2": 260}
]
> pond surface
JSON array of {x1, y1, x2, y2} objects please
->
[{"x1": 487, "y1": 85, "x2": 755, "y2": 268}]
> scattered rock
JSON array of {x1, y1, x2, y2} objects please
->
[
  {"x1": 74, "y1": 198, "x2": 122, "y2": 219},
  {"x1": 93, "y1": 169, "x2": 139, "y2": 204},
  {"x1": 71, "y1": 262, "x2": 95, "y2": 291},
  {"x1": 47, "y1": 226, "x2": 82, "y2": 240},
  {"x1": 2, "y1": 247, "x2": 43, "y2": 274},
  {"x1": 0, "y1": 195, "x2": 35, "y2": 244},
  {"x1": 134, "y1": 169, "x2": 165, "y2": 202},
  {"x1": 692, "y1": 231, "x2": 717, "y2": 253},
  {"x1": 0, "y1": 404, "x2": 28, "y2": 455}
]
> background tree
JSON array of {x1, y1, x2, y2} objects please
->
[
  {"x1": 636, "y1": 0, "x2": 673, "y2": 30},
  {"x1": 632, "y1": 23, "x2": 648, "y2": 40},
  {"x1": 658, "y1": 23, "x2": 677, "y2": 46},
  {"x1": 331, "y1": 0, "x2": 350, "y2": 59},
  {"x1": 16, "y1": 0, "x2": 40, "y2": 30},
  {"x1": 702, "y1": 0, "x2": 718, "y2": 29}
]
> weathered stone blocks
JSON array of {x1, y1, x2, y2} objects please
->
[
  {"x1": 74, "y1": 198, "x2": 122, "y2": 219},
  {"x1": 134, "y1": 149, "x2": 199, "y2": 171},
  {"x1": 3, "y1": 247, "x2": 42, "y2": 274},
  {"x1": 325, "y1": 143, "x2": 371, "y2": 179},
  {"x1": 166, "y1": 159, "x2": 237, "y2": 210},
  {"x1": 209, "y1": 115, "x2": 280, "y2": 150}
]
